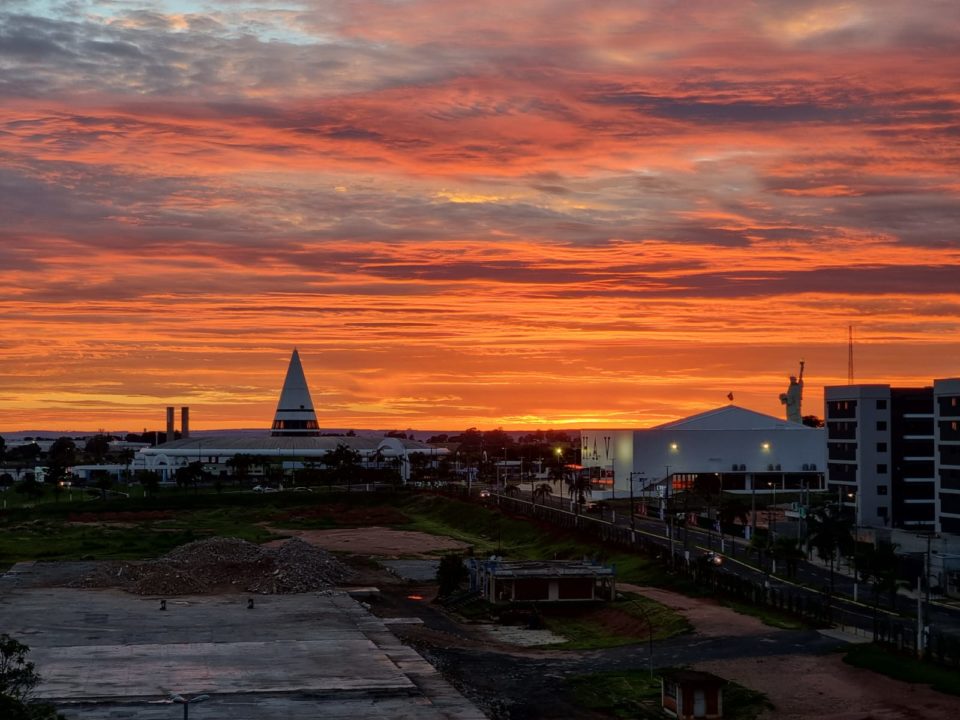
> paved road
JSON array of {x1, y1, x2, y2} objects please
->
[{"x1": 474, "y1": 486, "x2": 960, "y2": 639}]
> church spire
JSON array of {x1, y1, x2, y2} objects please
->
[{"x1": 270, "y1": 349, "x2": 320, "y2": 436}]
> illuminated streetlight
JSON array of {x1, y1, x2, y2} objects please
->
[
  {"x1": 177, "y1": 693, "x2": 209, "y2": 720},
  {"x1": 154, "y1": 692, "x2": 210, "y2": 720}
]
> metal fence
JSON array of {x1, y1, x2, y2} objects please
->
[{"x1": 437, "y1": 487, "x2": 960, "y2": 668}]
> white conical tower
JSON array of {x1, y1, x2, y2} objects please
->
[{"x1": 270, "y1": 349, "x2": 320, "y2": 436}]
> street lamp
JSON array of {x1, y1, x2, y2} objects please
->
[
  {"x1": 168, "y1": 693, "x2": 209, "y2": 719},
  {"x1": 664, "y1": 466, "x2": 675, "y2": 566},
  {"x1": 554, "y1": 447, "x2": 563, "y2": 495},
  {"x1": 849, "y1": 491, "x2": 859, "y2": 601},
  {"x1": 767, "y1": 480, "x2": 777, "y2": 539},
  {"x1": 631, "y1": 598, "x2": 655, "y2": 678},
  {"x1": 628, "y1": 471, "x2": 636, "y2": 531}
]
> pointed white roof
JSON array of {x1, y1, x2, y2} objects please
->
[
  {"x1": 271, "y1": 349, "x2": 320, "y2": 436},
  {"x1": 652, "y1": 405, "x2": 812, "y2": 431}
]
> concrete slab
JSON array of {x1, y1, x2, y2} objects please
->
[
  {"x1": 479, "y1": 625, "x2": 567, "y2": 647},
  {"x1": 0, "y1": 578, "x2": 486, "y2": 719}
]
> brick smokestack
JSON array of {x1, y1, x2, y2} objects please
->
[
  {"x1": 166, "y1": 406, "x2": 175, "y2": 440},
  {"x1": 181, "y1": 407, "x2": 190, "y2": 439}
]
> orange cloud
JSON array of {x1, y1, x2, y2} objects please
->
[{"x1": 1, "y1": 1, "x2": 959, "y2": 432}]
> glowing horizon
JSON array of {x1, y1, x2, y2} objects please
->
[{"x1": 2, "y1": 1, "x2": 959, "y2": 434}]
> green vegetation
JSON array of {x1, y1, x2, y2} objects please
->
[
  {"x1": 399, "y1": 494, "x2": 664, "y2": 584},
  {"x1": 566, "y1": 668, "x2": 772, "y2": 720},
  {"x1": 843, "y1": 644, "x2": 960, "y2": 696},
  {"x1": 0, "y1": 634, "x2": 63, "y2": 719},
  {"x1": 0, "y1": 493, "x2": 310, "y2": 568},
  {"x1": 542, "y1": 592, "x2": 690, "y2": 649}
]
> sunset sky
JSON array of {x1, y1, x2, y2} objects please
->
[{"x1": 2, "y1": 0, "x2": 960, "y2": 433}]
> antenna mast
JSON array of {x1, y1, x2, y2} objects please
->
[{"x1": 847, "y1": 325, "x2": 854, "y2": 385}]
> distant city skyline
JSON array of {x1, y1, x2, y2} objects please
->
[{"x1": 2, "y1": 1, "x2": 959, "y2": 432}]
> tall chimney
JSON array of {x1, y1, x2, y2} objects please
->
[
  {"x1": 181, "y1": 407, "x2": 190, "y2": 439},
  {"x1": 166, "y1": 406, "x2": 175, "y2": 440}
]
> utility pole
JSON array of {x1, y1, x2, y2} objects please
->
[
  {"x1": 611, "y1": 457, "x2": 615, "y2": 501},
  {"x1": 665, "y1": 466, "x2": 674, "y2": 567},
  {"x1": 917, "y1": 576, "x2": 924, "y2": 659}
]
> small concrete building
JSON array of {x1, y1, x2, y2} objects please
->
[
  {"x1": 468, "y1": 559, "x2": 616, "y2": 604},
  {"x1": 661, "y1": 670, "x2": 726, "y2": 720}
]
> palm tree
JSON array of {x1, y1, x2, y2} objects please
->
[
  {"x1": 532, "y1": 482, "x2": 553, "y2": 506},
  {"x1": 565, "y1": 472, "x2": 593, "y2": 514},
  {"x1": 772, "y1": 537, "x2": 806, "y2": 578},
  {"x1": 323, "y1": 443, "x2": 362, "y2": 490},
  {"x1": 135, "y1": 469, "x2": 161, "y2": 498},
  {"x1": 750, "y1": 531, "x2": 773, "y2": 575},
  {"x1": 718, "y1": 494, "x2": 750, "y2": 556},
  {"x1": 860, "y1": 540, "x2": 902, "y2": 611},
  {"x1": 806, "y1": 503, "x2": 853, "y2": 593},
  {"x1": 227, "y1": 454, "x2": 255, "y2": 486}
]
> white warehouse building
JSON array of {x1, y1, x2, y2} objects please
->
[
  {"x1": 580, "y1": 405, "x2": 827, "y2": 499},
  {"x1": 134, "y1": 349, "x2": 447, "y2": 483}
]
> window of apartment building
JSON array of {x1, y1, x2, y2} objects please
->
[
  {"x1": 877, "y1": 485, "x2": 888, "y2": 495},
  {"x1": 877, "y1": 464, "x2": 888, "y2": 474},
  {"x1": 877, "y1": 421, "x2": 887, "y2": 431},
  {"x1": 876, "y1": 399, "x2": 887, "y2": 410},
  {"x1": 877, "y1": 506, "x2": 888, "y2": 519},
  {"x1": 877, "y1": 442, "x2": 887, "y2": 452}
]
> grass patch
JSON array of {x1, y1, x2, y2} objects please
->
[
  {"x1": 567, "y1": 668, "x2": 772, "y2": 719},
  {"x1": 398, "y1": 494, "x2": 664, "y2": 584},
  {"x1": 0, "y1": 521, "x2": 203, "y2": 565},
  {"x1": 0, "y1": 502, "x2": 287, "y2": 567},
  {"x1": 843, "y1": 643, "x2": 960, "y2": 696},
  {"x1": 541, "y1": 592, "x2": 691, "y2": 649}
]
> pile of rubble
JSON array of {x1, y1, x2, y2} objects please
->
[{"x1": 74, "y1": 536, "x2": 353, "y2": 595}]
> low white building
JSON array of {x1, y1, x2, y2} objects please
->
[
  {"x1": 131, "y1": 350, "x2": 447, "y2": 484},
  {"x1": 135, "y1": 434, "x2": 444, "y2": 483},
  {"x1": 580, "y1": 405, "x2": 826, "y2": 499}
]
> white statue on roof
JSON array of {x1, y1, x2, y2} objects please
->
[{"x1": 779, "y1": 360, "x2": 805, "y2": 424}]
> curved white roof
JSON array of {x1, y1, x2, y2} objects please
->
[{"x1": 652, "y1": 405, "x2": 815, "y2": 431}]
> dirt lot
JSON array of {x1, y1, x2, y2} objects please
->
[
  {"x1": 269, "y1": 525, "x2": 471, "y2": 557},
  {"x1": 625, "y1": 584, "x2": 960, "y2": 719},
  {"x1": 290, "y1": 527, "x2": 960, "y2": 720}
]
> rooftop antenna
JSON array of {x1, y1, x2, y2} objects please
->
[{"x1": 847, "y1": 325, "x2": 854, "y2": 385}]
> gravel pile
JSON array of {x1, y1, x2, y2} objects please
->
[{"x1": 74, "y1": 537, "x2": 353, "y2": 595}]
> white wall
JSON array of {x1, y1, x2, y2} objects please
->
[{"x1": 582, "y1": 426, "x2": 825, "y2": 493}]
